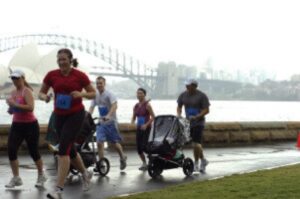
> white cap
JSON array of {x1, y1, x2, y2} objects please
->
[
  {"x1": 9, "y1": 69, "x2": 25, "y2": 78},
  {"x1": 184, "y1": 78, "x2": 198, "y2": 86}
]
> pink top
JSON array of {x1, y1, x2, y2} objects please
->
[
  {"x1": 134, "y1": 101, "x2": 150, "y2": 128},
  {"x1": 12, "y1": 88, "x2": 36, "y2": 123}
]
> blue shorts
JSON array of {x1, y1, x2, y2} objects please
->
[{"x1": 96, "y1": 121, "x2": 122, "y2": 143}]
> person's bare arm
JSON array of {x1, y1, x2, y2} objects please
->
[
  {"x1": 131, "y1": 110, "x2": 136, "y2": 125},
  {"x1": 7, "y1": 89, "x2": 34, "y2": 112},
  {"x1": 107, "y1": 102, "x2": 117, "y2": 118},
  {"x1": 71, "y1": 84, "x2": 96, "y2": 99},
  {"x1": 177, "y1": 105, "x2": 183, "y2": 117},
  {"x1": 38, "y1": 83, "x2": 51, "y2": 102},
  {"x1": 145, "y1": 103, "x2": 155, "y2": 127},
  {"x1": 197, "y1": 107, "x2": 209, "y2": 119}
]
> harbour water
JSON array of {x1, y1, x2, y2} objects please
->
[{"x1": 1, "y1": 99, "x2": 300, "y2": 124}]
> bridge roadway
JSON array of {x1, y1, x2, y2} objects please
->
[{"x1": 0, "y1": 142, "x2": 299, "y2": 199}]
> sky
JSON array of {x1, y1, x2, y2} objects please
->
[{"x1": 1, "y1": 0, "x2": 300, "y2": 80}]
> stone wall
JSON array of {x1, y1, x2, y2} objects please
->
[{"x1": 0, "y1": 122, "x2": 300, "y2": 150}]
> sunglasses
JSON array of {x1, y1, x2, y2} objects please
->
[{"x1": 11, "y1": 76, "x2": 21, "y2": 80}]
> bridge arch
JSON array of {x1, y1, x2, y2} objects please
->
[{"x1": 0, "y1": 34, "x2": 157, "y2": 93}]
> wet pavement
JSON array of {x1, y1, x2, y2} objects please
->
[{"x1": 1, "y1": 142, "x2": 300, "y2": 199}]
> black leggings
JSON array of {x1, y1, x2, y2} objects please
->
[
  {"x1": 136, "y1": 128, "x2": 150, "y2": 155},
  {"x1": 8, "y1": 121, "x2": 41, "y2": 161},
  {"x1": 55, "y1": 110, "x2": 85, "y2": 159}
]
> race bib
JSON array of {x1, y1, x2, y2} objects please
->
[
  {"x1": 56, "y1": 94, "x2": 72, "y2": 110},
  {"x1": 98, "y1": 106, "x2": 109, "y2": 116},
  {"x1": 12, "y1": 97, "x2": 23, "y2": 113},
  {"x1": 12, "y1": 107, "x2": 22, "y2": 113},
  {"x1": 186, "y1": 108, "x2": 200, "y2": 118},
  {"x1": 137, "y1": 116, "x2": 146, "y2": 126}
]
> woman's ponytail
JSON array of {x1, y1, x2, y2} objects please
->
[{"x1": 24, "y1": 79, "x2": 33, "y2": 91}]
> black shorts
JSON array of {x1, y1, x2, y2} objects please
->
[
  {"x1": 190, "y1": 125, "x2": 204, "y2": 144},
  {"x1": 136, "y1": 128, "x2": 150, "y2": 154},
  {"x1": 55, "y1": 109, "x2": 85, "y2": 158}
]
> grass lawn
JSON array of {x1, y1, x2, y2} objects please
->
[{"x1": 112, "y1": 164, "x2": 300, "y2": 199}]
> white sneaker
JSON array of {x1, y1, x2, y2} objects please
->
[
  {"x1": 82, "y1": 170, "x2": 93, "y2": 191},
  {"x1": 138, "y1": 162, "x2": 148, "y2": 171},
  {"x1": 5, "y1": 176, "x2": 23, "y2": 188},
  {"x1": 194, "y1": 161, "x2": 200, "y2": 172},
  {"x1": 200, "y1": 159, "x2": 209, "y2": 173},
  {"x1": 120, "y1": 156, "x2": 127, "y2": 170},
  {"x1": 48, "y1": 144, "x2": 59, "y2": 152},
  {"x1": 47, "y1": 190, "x2": 62, "y2": 199},
  {"x1": 35, "y1": 174, "x2": 47, "y2": 187}
]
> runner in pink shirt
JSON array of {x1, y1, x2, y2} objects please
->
[{"x1": 5, "y1": 69, "x2": 47, "y2": 188}]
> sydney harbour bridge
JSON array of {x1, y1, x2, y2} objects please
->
[{"x1": 0, "y1": 34, "x2": 241, "y2": 98}]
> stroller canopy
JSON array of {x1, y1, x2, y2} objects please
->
[{"x1": 148, "y1": 115, "x2": 190, "y2": 150}]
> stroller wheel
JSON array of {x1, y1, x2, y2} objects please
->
[
  {"x1": 148, "y1": 158, "x2": 163, "y2": 178},
  {"x1": 96, "y1": 158, "x2": 110, "y2": 176},
  {"x1": 69, "y1": 165, "x2": 80, "y2": 175},
  {"x1": 182, "y1": 158, "x2": 194, "y2": 176}
]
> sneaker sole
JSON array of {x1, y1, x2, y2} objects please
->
[
  {"x1": 47, "y1": 193, "x2": 61, "y2": 199},
  {"x1": 5, "y1": 183, "x2": 23, "y2": 188},
  {"x1": 35, "y1": 183, "x2": 44, "y2": 188}
]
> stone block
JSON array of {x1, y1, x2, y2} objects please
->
[
  {"x1": 284, "y1": 130, "x2": 298, "y2": 140},
  {"x1": 250, "y1": 131, "x2": 270, "y2": 142},
  {"x1": 0, "y1": 137, "x2": 7, "y2": 149},
  {"x1": 203, "y1": 131, "x2": 230, "y2": 143},
  {"x1": 240, "y1": 122, "x2": 287, "y2": 130},
  {"x1": 286, "y1": 122, "x2": 300, "y2": 130},
  {"x1": 208, "y1": 122, "x2": 241, "y2": 131},
  {"x1": 268, "y1": 130, "x2": 297, "y2": 141},
  {"x1": 229, "y1": 131, "x2": 251, "y2": 143},
  {"x1": 40, "y1": 125, "x2": 48, "y2": 134},
  {"x1": 120, "y1": 132, "x2": 136, "y2": 146},
  {"x1": 118, "y1": 124, "x2": 136, "y2": 132},
  {"x1": 0, "y1": 125, "x2": 10, "y2": 135},
  {"x1": 269, "y1": 130, "x2": 287, "y2": 140}
]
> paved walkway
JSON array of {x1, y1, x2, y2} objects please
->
[{"x1": 0, "y1": 142, "x2": 300, "y2": 199}]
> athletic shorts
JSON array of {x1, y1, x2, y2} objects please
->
[
  {"x1": 96, "y1": 121, "x2": 122, "y2": 143},
  {"x1": 190, "y1": 125, "x2": 205, "y2": 143}
]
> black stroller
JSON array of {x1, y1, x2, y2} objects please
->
[
  {"x1": 46, "y1": 111, "x2": 110, "y2": 177},
  {"x1": 146, "y1": 115, "x2": 194, "y2": 178}
]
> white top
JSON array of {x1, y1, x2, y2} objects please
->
[{"x1": 90, "y1": 89, "x2": 117, "y2": 121}]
